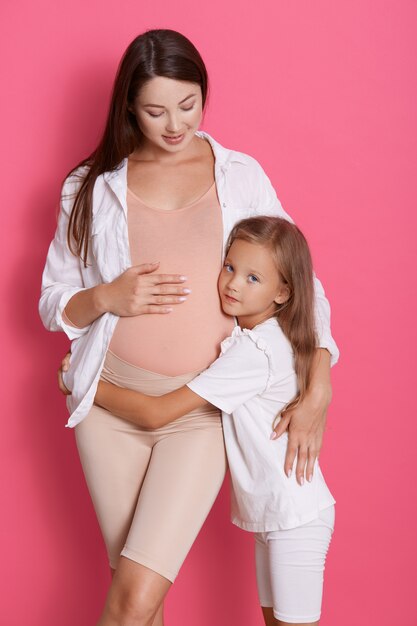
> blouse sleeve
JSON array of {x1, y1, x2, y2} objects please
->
[
  {"x1": 38, "y1": 172, "x2": 92, "y2": 340},
  {"x1": 187, "y1": 332, "x2": 270, "y2": 414},
  {"x1": 251, "y1": 160, "x2": 340, "y2": 366}
]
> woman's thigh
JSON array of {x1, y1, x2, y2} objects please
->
[
  {"x1": 121, "y1": 424, "x2": 227, "y2": 582},
  {"x1": 75, "y1": 404, "x2": 154, "y2": 569}
]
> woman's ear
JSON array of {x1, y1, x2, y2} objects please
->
[{"x1": 274, "y1": 284, "x2": 290, "y2": 305}]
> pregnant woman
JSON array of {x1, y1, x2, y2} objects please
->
[{"x1": 40, "y1": 29, "x2": 339, "y2": 626}]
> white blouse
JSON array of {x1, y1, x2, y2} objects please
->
[
  {"x1": 187, "y1": 318, "x2": 336, "y2": 532},
  {"x1": 39, "y1": 130, "x2": 339, "y2": 428}
]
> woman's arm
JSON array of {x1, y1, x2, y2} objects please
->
[
  {"x1": 272, "y1": 348, "x2": 332, "y2": 485},
  {"x1": 253, "y1": 160, "x2": 339, "y2": 365},
  {"x1": 62, "y1": 262, "x2": 189, "y2": 328},
  {"x1": 40, "y1": 173, "x2": 191, "y2": 334},
  {"x1": 94, "y1": 381, "x2": 208, "y2": 429},
  {"x1": 251, "y1": 161, "x2": 337, "y2": 484}
]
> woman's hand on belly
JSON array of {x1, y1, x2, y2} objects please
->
[{"x1": 96, "y1": 261, "x2": 191, "y2": 317}]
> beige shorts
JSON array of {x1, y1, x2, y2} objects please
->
[{"x1": 75, "y1": 351, "x2": 227, "y2": 582}]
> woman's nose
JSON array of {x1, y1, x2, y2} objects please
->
[{"x1": 165, "y1": 112, "x2": 181, "y2": 132}]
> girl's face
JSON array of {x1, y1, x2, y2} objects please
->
[
  {"x1": 132, "y1": 76, "x2": 203, "y2": 154},
  {"x1": 218, "y1": 239, "x2": 289, "y2": 330}
]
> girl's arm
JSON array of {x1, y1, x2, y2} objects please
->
[{"x1": 94, "y1": 380, "x2": 208, "y2": 429}]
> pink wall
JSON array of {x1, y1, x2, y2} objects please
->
[{"x1": 2, "y1": 1, "x2": 416, "y2": 624}]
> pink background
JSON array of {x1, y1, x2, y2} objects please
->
[{"x1": 2, "y1": 1, "x2": 416, "y2": 624}]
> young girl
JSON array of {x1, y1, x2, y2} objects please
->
[{"x1": 94, "y1": 215, "x2": 336, "y2": 626}]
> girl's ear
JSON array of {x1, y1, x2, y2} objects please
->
[{"x1": 274, "y1": 284, "x2": 290, "y2": 305}]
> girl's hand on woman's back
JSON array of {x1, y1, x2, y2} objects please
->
[
  {"x1": 97, "y1": 261, "x2": 191, "y2": 316},
  {"x1": 57, "y1": 351, "x2": 72, "y2": 395}
]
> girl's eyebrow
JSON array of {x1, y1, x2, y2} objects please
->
[
  {"x1": 248, "y1": 268, "x2": 265, "y2": 278},
  {"x1": 143, "y1": 94, "x2": 197, "y2": 108}
]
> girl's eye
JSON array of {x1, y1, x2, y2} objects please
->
[
  {"x1": 248, "y1": 274, "x2": 259, "y2": 283},
  {"x1": 224, "y1": 264, "x2": 233, "y2": 272}
]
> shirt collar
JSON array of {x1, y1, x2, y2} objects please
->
[{"x1": 103, "y1": 130, "x2": 247, "y2": 188}]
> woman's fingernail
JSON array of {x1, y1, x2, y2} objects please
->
[
  {"x1": 183, "y1": 288, "x2": 192, "y2": 294},
  {"x1": 299, "y1": 476, "x2": 304, "y2": 486},
  {"x1": 308, "y1": 474, "x2": 313, "y2": 483},
  {"x1": 287, "y1": 469, "x2": 292, "y2": 478},
  {"x1": 178, "y1": 297, "x2": 187, "y2": 302},
  {"x1": 270, "y1": 432, "x2": 277, "y2": 440},
  {"x1": 164, "y1": 308, "x2": 173, "y2": 313},
  {"x1": 180, "y1": 276, "x2": 188, "y2": 281}
]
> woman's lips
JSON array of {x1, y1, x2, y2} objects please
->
[{"x1": 162, "y1": 133, "x2": 185, "y2": 144}]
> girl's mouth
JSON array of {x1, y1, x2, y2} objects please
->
[{"x1": 224, "y1": 294, "x2": 239, "y2": 304}]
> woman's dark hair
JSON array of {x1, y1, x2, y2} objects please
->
[{"x1": 66, "y1": 29, "x2": 209, "y2": 265}]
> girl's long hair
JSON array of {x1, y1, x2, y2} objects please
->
[
  {"x1": 66, "y1": 29, "x2": 209, "y2": 265},
  {"x1": 225, "y1": 216, "x2": 317, "y2": 415}
]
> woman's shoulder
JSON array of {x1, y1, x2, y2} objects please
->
[{"x1": 198, "y1": 131, "x2": 266, "y2": 174}]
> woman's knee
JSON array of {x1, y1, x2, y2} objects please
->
[
  {"x1": 106, "y1": 586, "x2": 159, "y2": 624},
  {"x1": 105, "y1": 558, "x2": 170, "y2": 625}
]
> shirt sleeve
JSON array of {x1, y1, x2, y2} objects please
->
[
  {"x1": 251, "y1": 160, "x2": 340, "y2": 366},
  {"x1": 187, "y1": 334, "x2": 270, "y2": 414},
  {"x1": 38, "y1": 173, "x2": 92, "y2": 340}
]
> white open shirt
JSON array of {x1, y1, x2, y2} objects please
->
[
  {"x1": 39, "y1": 130, "x2": 339, "y2": 428},
  {"x1": 187, "y1": 318, "x2": 336, "y2": 532}
]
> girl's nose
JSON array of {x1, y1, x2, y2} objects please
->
[{"x1": 226, "y1": 275, "x2": 239, "y2": 292}]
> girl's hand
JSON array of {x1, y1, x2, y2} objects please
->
[
  {"x1": 94, "y1": 380, "x2": 106, "y2": 407},
  {"x1": 97, "y1": 262, "x2": 190, "y2": 317},
  {"x1": 57, "y1": 351, "x2": 72, "y2": 395},
  {"x1": 272, "y1": 384, "x2": 331, "y2": 486}
]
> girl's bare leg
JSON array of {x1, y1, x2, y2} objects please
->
[
  {"x1": 98, "y1": 557, "x2": 171, "y2": 626},
  {"x1": 262, "y1": 607, "x2": 318, "y2": 625}
]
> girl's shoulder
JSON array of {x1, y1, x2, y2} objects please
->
[
  {"x1": 218, "y1": 320, "x2": 294, "y2": 391},
  {"x1": 220, "y1": 319, "x2": 292, "y2": 359}
]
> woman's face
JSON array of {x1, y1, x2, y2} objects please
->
[{"x1": 132, "y1": 76, "x2": 204, "y2": 153}]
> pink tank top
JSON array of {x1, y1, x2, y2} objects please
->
[{"x1": 108, "y1": 182, "x2": 235, "y2": 375}]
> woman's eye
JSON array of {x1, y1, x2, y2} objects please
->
[
  {"x1": 248, "y1": 275, "x2": 259, "y2": 283},
  {"x1": 147, "y1": 111, "x2": 163, "y2": 118},
  {"x1": 181, "y1": 106, "x2": 195, "y2": 112},
  {"x1": 224, "y1": 264, "x2": 233, "y2": 272}
]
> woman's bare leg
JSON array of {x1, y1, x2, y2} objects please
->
[
  {"x1": 98, "y1": 557, "x2": 171, "y2": 626},
  {"x1": 151, "y1": 604, "x2": 164, "y2": 626},
  {"x1": 110, "y1": 566, "x2": 165, "y2": 625}
]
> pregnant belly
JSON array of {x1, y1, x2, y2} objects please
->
[{"x1": 108, "y1": 289, "x2": 234, "y2": 376}]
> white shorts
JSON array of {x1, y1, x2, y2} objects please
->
[{"x1": 254, "y1": 505, "x2": 335, "y2": 624}]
